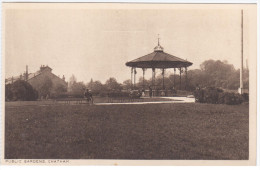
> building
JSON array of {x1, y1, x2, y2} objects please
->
[{"x1": 6, "y1": 65, "x2": 68, "y2": 97}]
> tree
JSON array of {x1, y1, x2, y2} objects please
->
[
  {"x1": 122, "y1": 60, "x2": 249, "y2": 92},
  {"x1": 38, "y1": 77, "x2": 53, "y2": 98},
  {"x1": 6, "y1": 80, "x2": 38, "y2": 101},
  {"x1": 87, "y1": 78, "x2": 94, "y2": 90},
  {"x1": 52, "y1": 84, "x2": 67, "y2": 97},
  {"x1": 200, "y1": 60, "x2": 236, "y2": 88},
  {"x1": 5, "y1": 84, "x2": 13, "y2": 101},
  {"x1": 122, "y1": 79, "x2": 132, "y2": 90},
  {"x1": 87, "y1": 80, "x2": 105, "y2": 95},
  {"x1": 70, "y1": 82, "x2": 86, "y2": 95},
  {"x1": 105, "y1": 77, "x2": 122, "y2": 91},
  {"x1": 68, "y1": 74, "x2": 77, "y2": 92},
  {"x1": 185, "y1": 60, "x2": 249, "y2": 90}
]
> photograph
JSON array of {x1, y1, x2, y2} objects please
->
[{"x1": 1, "y1": 3, "x2": 257, "y2": 166}]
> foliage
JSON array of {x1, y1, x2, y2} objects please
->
[
  {"x1": 51, "y1": 84, "x2": 68, "y2": 98},
  {"x1": 5, "y1": 80, "x2": 38, "y2": 101},
  {"x1": 70, "y1": 82, "x2": 86, "y2": 95},
  {"x1": 128, "y1": 60, "x2": 249, "y2": 92},
  {"x1": 188, "y1": 60, "x2": 249, "y2": 90},
  {"x1": 66, "y1": 75, "x2": 86, "y2": 96},
  {"x1": 55, "y1": 84, "x2": 67, "y2": 94},
  {"x1": 38, "y1": 77, "x2": 53, "y2": 98},
  {"x1": 68, "y1": 74, "x2": 77, "y2": 92},
  {"x1": 5, "y1": 84, "x2": 13, "y2": 101},
  {"x1": 129, "y1": 90, "x2": 142, "y2": 99},
  {"x1": 122, "y1": 79, "x2": 132, "y2": 90},
  {"x1": 86, "y1": 80, "x2": 105, "y2": 95},
  {"x1": 194, "y1": 87, "x2": 244, "y2": 105},
  {"x1": 107, "y1": 91, "x2": 130, "y2": 98},
  {"x1": 51, "y1": 92, "x2": 84, "y2": 99},
  {"x1": 105, "y1": 77, "x2": 122, "y2": 91},
  {"x1": 241, "y1": 93, "x2": 249, "y2": 102}
]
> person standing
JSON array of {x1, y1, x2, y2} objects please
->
[{"x1": 149, "y1": 86, "x2": 152, "y2": 98}]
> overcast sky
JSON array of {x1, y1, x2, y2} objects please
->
[{"x1": 4, "y1": 4, "x2": 255, "y2": 83}]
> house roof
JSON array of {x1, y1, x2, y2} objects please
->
[{"x1": 5, "y1": 65, "x2": 65, "y2": 84}]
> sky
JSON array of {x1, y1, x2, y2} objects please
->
[{"x1": 4, "y1": 4, "x2": 256, "y2": 83}]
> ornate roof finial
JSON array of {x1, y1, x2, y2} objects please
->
[{"x1": 154, "y1": 34, "x2": 164, "y2": 52}]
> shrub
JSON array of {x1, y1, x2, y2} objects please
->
[
  {"x1": 194, "y1": 89, "x2": 205, "y2": 103},
  {"x1": 6, "y1": 80, "x2": 38, "y2": 101},
  {"x1": 108, "y1": 91, "x2": 130, "y2": 98},
  {"x1": 5, "y1": 84, "x2": 13, "y2": 101},
  {"x1": 194, "y1": 87, "x2": 243, "y2": 105},
  {"x1": 129, "y1": 90, "x2": 142, "y2": 99},
  {"x1": 241, "y1": 93, "x2": 249, "y2": 102},
  {"x1": 223, "y1": 92, "x2": 243, "y2": 105}
]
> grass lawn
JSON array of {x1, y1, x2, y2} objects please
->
[{"x1": 5, "y1": 103, "x2": 249, "y2": 160}]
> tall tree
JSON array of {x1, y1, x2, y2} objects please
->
[
  {"x1": 70, "y1": 82, "x2": 86, "y2": 95},
  {"x1": 105, "y1": 77, "x2": 122, "y2": 91},
  {"x1": 38, "y1": 77, "x2": 53, "y2": 98},
  {"x1": 68, "y1": 74, "x2": 77, "y2": 92},
  {"x1": 6, "y1": 80, "x2": 38, "y2": 101},
  {"x1": 122, "y1": 79, "x2": 132, "y2": 90}
]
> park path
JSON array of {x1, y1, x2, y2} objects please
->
[
  {"x1": 95, "y1": 97, "x2": 195, "y2": 105},
  {"x1": 5, "y1": 97, "x2": 195, "y2": 107}
]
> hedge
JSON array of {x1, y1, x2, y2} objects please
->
[{"x1": 194, "y1": 87, "x2": 248, "y2": 105}]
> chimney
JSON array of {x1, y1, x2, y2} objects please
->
[{"x1": 62, "y1": 75, "x2": 65, "y2": 81}]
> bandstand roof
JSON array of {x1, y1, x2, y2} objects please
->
[{"x1": 125, "y1": 40, "x2": 193, "y2": 69}]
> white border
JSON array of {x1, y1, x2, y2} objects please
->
[
  {"x1": 256, "y1": 0, "x2": 260, "y2": 167},
  {"x1": 0, "y1": 0, "x2": 258, "y2": 4},
  {"x1": 0, "y1": 0, "x2": 259, "y2": 169}
]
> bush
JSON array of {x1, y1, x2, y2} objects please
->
[
  {"x1": 5, "y1": 84, "x2": 13, "y2": 101},
  {"x1": 241, "y1": 93, "x2": 249, "y2": 102},
  {"x1": 223, "y1": 92, "x2": 243, "y2": 105},
  {"x1": 194, "y1": 88, "x2": 205, "y2": 103},
  {"x1": 129, "y1": 90, "x2": 142, "y2": 99},
  {"x1": 194, "y1": 87, "x2": 243, "y2": 105},
  {"x1": 6, "y1": 80, "x2": 38, "y2": 101},
  {"x1": 108, "y1": 91, "x2": 130, "y2": 98}
]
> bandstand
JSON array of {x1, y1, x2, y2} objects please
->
[{"x1": 125, "y1": 37, "x2": 193, "y2": 96}]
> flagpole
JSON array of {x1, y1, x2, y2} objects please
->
[{"x1": 239, "y1": 9, "x2": 244, "y2": 94}]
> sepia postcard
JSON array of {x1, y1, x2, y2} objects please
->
[{"x1": 1, "y1": 3, "x2": 257, "y2": 166}]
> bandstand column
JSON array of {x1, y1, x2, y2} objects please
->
[
  {"x1": 142, "y1": 68, "x2": 145, "y2": 88},
  {"x1": 134, "y1": 68, "x2": 136, "y2": 89},
  {"x1": 185, "y1": 67, "x2": 188, "y2": 90},
  {"x1": 152, "y1": 68, "x2": 155, "y2": 96},
  {"x1": 179, "y1": 67, "x2": 182, "y2": 90},
  {"x1": 162, "y1": 68, "x2": 165, "y2": 90},
  {"x1": 174, "y1": 68, "x2": 176, "y2": 88},
  {"x1": 131, "y1": 67, "x2": 133, "y2": 90}
]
